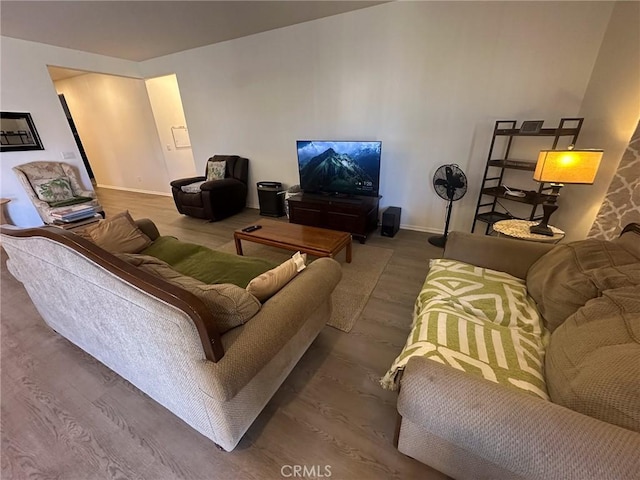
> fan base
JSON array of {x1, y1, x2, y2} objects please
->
[{"x1": 428, "y1": 235, "x2": 447, "y2": 248}]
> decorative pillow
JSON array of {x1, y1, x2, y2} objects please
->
[
  {"x1": 545, "y1": 286, "x2": 640, "y2": 433},
  {"x1": 527, "y1": 238, "x2": 640, "y2": 332},
  {"x1": 32, "y1": 176, "x2": 74, "y2": 203},
  {"x1": 180, "y1": 181, "x2": 205, "y2": 193},
  {"x1": 206, "y1": 160, "x2": 226, "y2": 181},
  {"x1": 83, "y1": 211, "x2": 152, "y2": 254},
  {"x1": 246, "y1": 252, "x2": 307, "y2": 302},
  {"x1": 117, "y1": 253, "x2": 260, "y2": 333}
]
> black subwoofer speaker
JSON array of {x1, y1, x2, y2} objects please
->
[{"x1": 381, "y1": 206, "x2": 401, "y2": 237}]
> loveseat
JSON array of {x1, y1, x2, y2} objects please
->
[
  {"x1": 383, "y1": 227, "x2": 640, "y2": 479},
  {"x1": 0, "y1": 215, "x2": 341, "y2": 451}
]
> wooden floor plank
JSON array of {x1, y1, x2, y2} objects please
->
[
  {"x1": 1, "y1": 187, "x2": 450, "y2": 479},
  {"x1": 2, "y1": 367, "x2": 144, "y2": 480}
]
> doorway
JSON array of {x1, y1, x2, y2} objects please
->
[
  {"x1": 58, "y1": 93, "x2": 95, "y2": 183},
  {"x1": 48, "y1": 67, "x2": 195, "y2": 195}
]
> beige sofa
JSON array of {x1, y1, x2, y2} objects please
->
[
  {"x1": 0, "y1": 219, "x2": 341, "y2": 451},
  {"x1": 390, "y1": 227, "x2": 640, "y2": 479}
]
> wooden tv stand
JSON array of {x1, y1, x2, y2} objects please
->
[{"x1": 287, "y1": 193, "x2": 379, "y2": 244}]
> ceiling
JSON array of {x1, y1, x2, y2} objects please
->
[{"x1": 1, "y1": 1, "x2": 386, "y2": 62}]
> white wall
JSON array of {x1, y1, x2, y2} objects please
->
[
  {"x1": 54, "y1": 73, "x2": 170, "y2": 195},
  {"x1": 0, "y1": 37, "x2": 142, "y2": 226},
  {"x1": 140, "y1": 1, "x2": 614, "y2": 234},
  {"x1": 145, "y1": 75, "x2": 197, "y2": 181},
  {"x1": 556, "y1": 1, "x2": 640, "y2": 241}
]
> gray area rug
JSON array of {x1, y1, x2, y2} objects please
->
[{"x1": 217, "y1": 240, "x2": 393, "y2": 332}]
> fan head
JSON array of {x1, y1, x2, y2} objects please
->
[{"x1": 433, "y1": 164, "x2": 468, "y2": 201}]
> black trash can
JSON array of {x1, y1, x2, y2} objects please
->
[{"x1": 257, "y1": 181, "x2": 285, "y2": 217}]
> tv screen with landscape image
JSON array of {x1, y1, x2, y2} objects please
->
[{"x1": 296, "y1": 141, "x2": 382, "y2": 197}]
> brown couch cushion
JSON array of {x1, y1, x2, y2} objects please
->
[
  {"x1": 545, "y1": 286, "x2": 640, "y2": 433},
  {"x1": 83, "y1": 211, "x2": 152, "y2": 254},
  {"x1": 118, "y1": 254, "x2": 260, "y2": 333},
  {"x1": 526, "y1": 234, "x2": 640, "y2": 332}
]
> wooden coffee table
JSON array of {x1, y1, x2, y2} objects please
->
[{"x1": 234, "y1": 219, "x2": 352, "y2": 263}]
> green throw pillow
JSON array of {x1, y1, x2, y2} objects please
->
[
  {"x1": 32, "y1": 176, "x2": 74, "y2": 203},
  {"x1": 141, "y1": 236, "x2": 277, "y2": 288}
]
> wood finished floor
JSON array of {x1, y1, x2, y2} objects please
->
[{"x1": 1, "y1": 188, "x2": 450, "y2": 480}]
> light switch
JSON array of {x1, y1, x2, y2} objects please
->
[{"x1": 61, "y1": 151, "x2": 76, "y2": 160}]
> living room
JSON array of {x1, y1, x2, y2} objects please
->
[
  {"x1": 1, "y1": 1, "x2": 638, "y2": 240},
  {"x1": 1, "y1": 2, "x2": 639, "y2": 479}
]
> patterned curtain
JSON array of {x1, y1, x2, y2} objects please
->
[{"x1": 588, "y1": 121, "x2": 640, "y2": 239}]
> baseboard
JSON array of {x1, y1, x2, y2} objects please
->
[
  {"x1": 398, "y1": 223, "x2": 443, "y2": 234},
  {"x1": 96, "y1": 184, "x2": 172, "y2": 197},
  {"x1": 374, "y1": 218, "x2": 442, "y2": 234}
]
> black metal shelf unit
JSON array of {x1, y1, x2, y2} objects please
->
[{"x1": 471, "y1": 117, "x2": 583, "y2": 234}]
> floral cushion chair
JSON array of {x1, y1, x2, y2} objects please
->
[{"x1": 12, "y1": 161, "x2": 103, "y2": 224}]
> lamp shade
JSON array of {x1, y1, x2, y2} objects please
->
[{"x1": 533, "y1": 149, "x2": 603, "y2": 184}]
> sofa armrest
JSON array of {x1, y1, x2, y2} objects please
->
[
  {"x1": 200, "y1": 178, "x2": 245, "y2": 191},
  {"x1": 29, "y1": 196, "x2": 53, "y2": 215},
  {"x1": 444, "y1": 231, "x2": 555, "y2": 279},
  {"x1": 398, "y1": 357, "x2": 640, "y2": 480},
  {"x1": 202, "y1": 257, "x2": 342, "y2": 401},
  {"x1": 72, "y1": 189, "x2": 96, "y2": 199},
  {"x1": 170, "y1": 176, "x2": 206, "y2": 189},
  {"x1": 134, "y1": 218, "x2": 160, "y2": 241}
]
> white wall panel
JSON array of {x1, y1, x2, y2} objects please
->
[{"x1": 145, "y1": 75, "x2": 197, "y2": 182}]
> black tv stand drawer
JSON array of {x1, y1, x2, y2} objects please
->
[{"x1": 287, "y1": 193, "x2": 379, "y2": 243}]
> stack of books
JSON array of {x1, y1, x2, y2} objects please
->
[
  {"x1": 51, "y1": 204, "x2": 96, "y2": 223},
  {"x1": 52, "y1": 215, "x2": 101, "y2": 230}
]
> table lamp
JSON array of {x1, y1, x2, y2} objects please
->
[{"x1": 530, "y1": 147, "x2": 603, "y2": 236}]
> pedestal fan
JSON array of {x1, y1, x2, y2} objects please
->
[{"x1": 429, "y1": 164, "x2": 468, "y2": 247}]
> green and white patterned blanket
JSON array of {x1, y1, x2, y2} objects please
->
[{"x1": 381, "y1": 259, "x2": 549, "y2": 400}]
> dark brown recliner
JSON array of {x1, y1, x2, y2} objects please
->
[{"x1": 170, "y1": 155, "x2": 249, "y2": 221}]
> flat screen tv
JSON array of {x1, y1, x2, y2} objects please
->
[{"x1": 296, "y1": 140, "x2": 382, "y2": 197}]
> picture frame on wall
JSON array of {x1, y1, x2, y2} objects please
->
[{"x1": 0, "y1": 112, "x2": 44, "y2": 152}]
